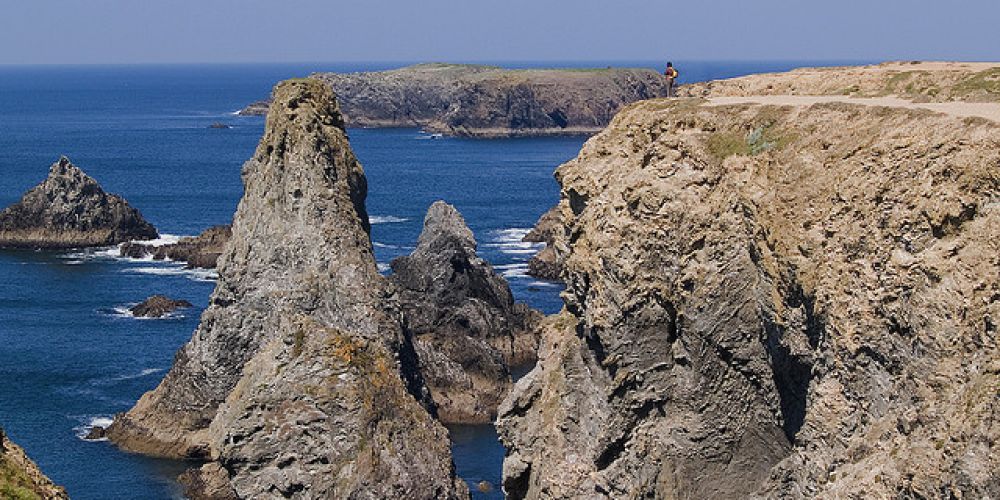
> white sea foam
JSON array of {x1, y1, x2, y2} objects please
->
[
  {"x1": 498, "y1": 263, "x2": 531, "y2": 279},
  {"x1": 124, "y1": 265, "x2": 218, "y2": 283},
  {"x1": 377, "y1": 263, "x2": 392, "y2": 273},
  {"x1": 487, "y1": 228, "x2": 544, "y2": 255},
  {"x1": 369, "y1": 215, "x2": 409, "y2": 224},
  {"x1": 372, "y1": 241, "x2": 399, "y2": 249},
  {"x1": 62, "y1": 234, "x2": 188, "y2": 263},
  {"x1": 527, "y1": 281, "x2": 560, "y2": 288},
  {"x1": 74, "y1": 415, "x2": 114, "y2": 441},
  {"x1": 108, "y1": 368, "x2": 165, "y2": 381}
]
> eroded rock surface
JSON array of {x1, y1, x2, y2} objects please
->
[
  {"x1": 121, "y1": 225, "x2": 231, "y2": 269},
  {"x1": 390, "y1": 201, "x2": 541, "y2": 423},
  {"x1": 499, "y1": 94, "x2": 999, "y2": 498},
  {"x1": 130, "y1": 295, "x2": 194, "y2": 318},
  {"x1": 0, "y1": 157, "x2": 158, "y2": 249},
  {"x1": 240, "y1": 63, "x2": 668, "y2": 137},
  {"x1": 523, "y1": 206, "x2": 563, "y2": 281},
  {"x1": 108, "y1": 79, "x2": 467, "y2": 499},
  {"x1": 0, "y1": 427, "x2": 68, "y2": 500}
]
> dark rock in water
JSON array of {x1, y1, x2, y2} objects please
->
[
  {"x1": 0, "y1": 157, "x2": 158, "y2": 249},
  {"x1": 130, "y1": 295, "x2": 193, "y2": 318},
  {"x1": 84, "y1": 425, "x2": 108, "y2": 440},
  {"x1": 235, "y1": 100, "x2": 269, "y2": 116},
  {"x1": 477, "y1": 480, "x2": 493, "y2": 493},
  {"x1": 238, "y1": 63, "x2": 668, "y2": 137},
  {"x1": 120, "y1": 225, "x2": 231, "y2": 269},
  {"x1": 523, "y1": 206, "x2": 563, "y2": 281},
  {"x1": 389, "y1": 201, "x2": 542, "y2": 424},
  {"x1": 208, "y1": 122, "x2": 231, "y2": 129},
  {"x1": 0, "y1": 426, "x2": 69, "y2": 499},
  {"x1": 108, "y1": 79, "x2": 468, "y2": 498}
]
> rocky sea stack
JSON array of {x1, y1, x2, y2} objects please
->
[
  {"x1": 390, "y1": 201, "x2": 542, "y2": 423},
  {"x1": 130, "y1": 295, "x2": 193, "y2": 318},
  {"x1": 107, "y1": 79, "x2": 467, "y2": 499},
  {"x1": 0, "y1": 157, "x2": 158, "y2": 249},
  {"x1": 0, "y1": 427, "x2": 68, "y2": 499},
  {"x1": 239, "y1": 63, "x2": 668, "y2": 138},
  {"x1": 499, "y1": 79, "x2": 999, "y2": 497}
]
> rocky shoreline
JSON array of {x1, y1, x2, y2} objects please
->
[
  {"x1": 238, "y1": 63, "x2": 668, "y2": 138},
  {"x1": 0, "y1": 428, "x2": 68, "y2": 499}
]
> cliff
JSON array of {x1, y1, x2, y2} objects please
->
[
  {"x1": 679, "y1": 61, "x2": 1000, "y2": 102},
  {"x1": 239, "y1": 63, "x2": 668, "y2": 137},
  {"x1": 0, "y1": 428, "x2": 68, "y2": 500},
  {"x1": 108, "y1": 79, "x2": 467, "y2": 499},
  {"x1": 0, "y1": 157, "x2": 158, "y2": 249},
  {"x1": 389, "y1": 201, "x2": 541, "y2": 423},
  {"x1": 498, "y1": 82, "x2": 999, "y2": 497}
]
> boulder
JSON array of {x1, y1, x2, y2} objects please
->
[{"x1": 129, "y1": 295, "x2": 194, "y2": 318}]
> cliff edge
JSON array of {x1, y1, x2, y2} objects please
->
[
  {"x1": 499, "y1": 81, "x2": 999, "y2": 497},
  {"x1": 0, "y1": 428, "x2": 68, "y2": 500},
  {"x1": 108, "y1": 79, "x2": 467, "y2": 499},
  {"x1": 240, "y1": 63, "x2": 668, "y2": 138}
]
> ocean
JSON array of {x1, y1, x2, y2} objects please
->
[{"x1": 0, "y1": 60, "x2": 863, "y2": 499}]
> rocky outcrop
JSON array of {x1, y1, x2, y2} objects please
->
[
  {"x1": 389, "y1": 201, "x2": 541, "y2": 423},
  {"x1": 108, "y1": 79, "x2": 467, "y2": 499},
  {"x1": 498, "y1": 92, "x2": 999, "y2": 498},
  {"x1": 0, "y1": 157, "x2": 158, "y2": 249},
  {"x1": 523, "y1": 207, "x2": 563, "y2": 281},
  {"x1": 240, "y1": 63, "x2": 668, "y2": 137},
  {"x1": 0, "y1": 427, "x2": 68, "y2": 500},
  {"x1": 679, "y1": 61, "x2": 1000, "y2": 102},
  {"x1": 121, "y1": 225, "x2": 231, "y2": 269},
  {"x1": 130, "y1": 295, "x2": 193, "y2": 318}
]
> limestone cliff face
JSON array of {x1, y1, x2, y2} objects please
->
[
  {"x1": 498, "y1": 98, "x2": 999, "y2": 498},
  {"x1": 0, "y1": 428, "x2": 68, "y2": 500},
  {"x1": 390, "y1": 201, "x2": 541, "y2": 423},
  {"x1": 0, "y1": 157, "x2": 158, "y2": 249},
  {"x1": 108, "y1": 79, "x2": 467, "y2": 499},
  {"x1": 241, "y1": 64, "x2": 668, "y2": 138}
]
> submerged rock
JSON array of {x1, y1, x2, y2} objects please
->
[
  {"x1": 240, "y1": 63, "x2": 668, "y2": 137},
  {"x1": 130, "y1": 295, "x2": 193, "y2": 318},
  {"x1": 0, "y1": 427, "x2": 69, "y2": 499},
  {"x1": 499, "y1": 90, "x2": 1000, "y2": 498},
  {"x1": 389, "y1": 201, "x2": 542, "y2": 423},
  {"x1": 121, "y1": 225, "x2": 231, "y2": 269},
  {"x1": 0, "y1": 157, "x2": 158, "y2": 249},
  {"x1": 108, "y1": 79, "x2": 468, "y2": 498}
]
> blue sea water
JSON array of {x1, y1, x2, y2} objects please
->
[{"x1": 0, "y1": 60, "x2": 863, "y2": 499}]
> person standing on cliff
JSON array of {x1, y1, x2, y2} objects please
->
[{"x1": 664, "y1": 62, "x2": 678, "y2": 97}]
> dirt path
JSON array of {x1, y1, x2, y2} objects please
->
[{"x1": 707, "y1": 95, "x2": 1000, "y2": 123}]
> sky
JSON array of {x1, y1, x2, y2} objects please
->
[{"x1": 0, "y1": 0, "x2": 997, "y2": 65}]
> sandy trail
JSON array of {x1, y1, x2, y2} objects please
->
[{"x1": 707, "y1": 95, "x2": 1000, "y2": 123}]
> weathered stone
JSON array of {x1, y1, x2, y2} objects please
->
[
  {"x1": 240, "y1": 64, "x2": 668, "y2": 137},
  {"x1": 108, "y1": 79, "x2": 468, "y2": 499},
  {"x1": 389, "y1": 201, "x2": 542, "y2": 423},
  {"x1": 121, "y1": 225, "x2": 231, "y2": 269},
  {"x1": 130, "y1": 295, "x2": 193, "y2": 318},
  {"x1": 0, "y1": 427, "x2": 69, "y2": 499},
  {"x1": 0, "y1": 157, "x2": 158, "y2": 249},
  {"x1": 499, "y1": 83, "x2": 1000, "y2": 498}
]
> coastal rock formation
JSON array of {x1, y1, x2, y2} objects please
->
[
  {"x1": 130, "y1": 295, "x2": 194, "y2": 318},
  {"x1": 389, "y1": 201, "x2": 541, "y2": 423},
  {"x1": 522, "y1": 207, "x2": 563, "y2": 281},
  {"x1": 108, "y1": 79, "x2": 467, "y2": 499},
  {"x1": 498, "y1": 92, "x2": 999, "y2": 498},
  {"x1": 240, "y1": 63, "x2": 668, "y2": 137},
  {"x1": 121, "y1": 225, "x2": 231, "y2": 269},
  {"x1": 0, "y1": 157, "x2": 158, "y2": 249},
  {"x1": 679, "y1": 61, "x2": 1000, "y2": 102},
  {"x1": 0, "y1": 428, "x2": 68, "y2": 500}
]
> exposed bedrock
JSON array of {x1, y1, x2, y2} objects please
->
[
  {"x1": 0, "y1": 427, "x2": 68, "y2": 500},
  {"x1": 240, "y1": 63, "x2": 668, "y2": 138},
  {"x1": 107, "y1": 78, "x2": 468, "y2": 499},
  {"x1": 498, "y1": 97, "x2": 999, "y2": 498},
  {"x1": 0, "y1": 157, "x2": 158, "y2": 249},
  {"x1": 121, "y1": 225, "x2": 231, "y2": 269},
  {"x1": 523, "y1": 206, "x2": 564, "y2": 281},
  {"x1": 389, "y1": 201, "x2": 542, "y2": 423}
]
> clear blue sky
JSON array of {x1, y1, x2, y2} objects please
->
[{"x1": 1, "y1": 0, "x2": 997, "y2": 64}]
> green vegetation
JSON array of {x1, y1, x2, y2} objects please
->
[
  {"x1": 706, "y1": 120, "x2": 794, "y2": 161},
  {"x1": 954, "y1": 68, "x2": 1000, "y2": 97},
  {"x1": 0, "y1": 456, "x2": 42, "y2": 500}
]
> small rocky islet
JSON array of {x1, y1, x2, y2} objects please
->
[{"x1": 3, "y1": 61, "x2": 999, "y2": 499}]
